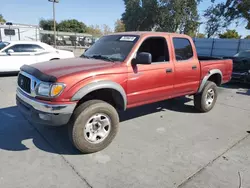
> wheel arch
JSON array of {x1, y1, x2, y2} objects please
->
[
  {"x1": 198, "y1": 69, "x2": 222, "y2": 93},
  {"x1": 71, "y1": 81, "x2": 127, "y2": 111}
]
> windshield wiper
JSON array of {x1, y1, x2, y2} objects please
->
[{"x1": 90, "y1": 55, "x2": 115, "y2": 62}]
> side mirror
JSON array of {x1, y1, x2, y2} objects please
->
[
  {"x1": 7, "y1": 49, "x2": 14, "y2": 54},
  {"x1": 132, "y1": 52, "x2": 152, "y2": 65}
]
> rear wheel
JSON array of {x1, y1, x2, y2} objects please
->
[
  {"x1": 194, "y1": 81, "x2": 218, "y2": 112},
  {"x1": 69, "y1": 100, "x2": 119, "y2": 154}
]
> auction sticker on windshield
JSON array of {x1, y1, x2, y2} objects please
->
[{"x1": 120, "y1": 36, "x2": 137, "y2": 42}]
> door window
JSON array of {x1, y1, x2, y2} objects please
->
[
  {"x1": 138, "y1": 37, "x2": 169, "y2": 63},
  {"x1": 173, "y1": 38, "x2": 193, "y2": 61}
]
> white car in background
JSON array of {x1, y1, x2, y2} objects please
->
[{"x1": 0, "y1": 41, "x2": 75, "y2": 72}]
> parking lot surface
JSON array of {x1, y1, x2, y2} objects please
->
[{"x1": 0, "y1": 75, "x2": 249, "y2": 188}]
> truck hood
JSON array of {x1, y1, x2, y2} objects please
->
[{"x1": 31, "y1": 57, "x2": 118, "y2": 78}]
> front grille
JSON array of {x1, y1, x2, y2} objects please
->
[{"x1": 18, "y1": 73, "x2": 31, "y2": 93}]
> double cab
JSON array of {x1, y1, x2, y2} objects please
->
[{"x1": 16, "y1": 32, "x2": 233, "y2": 153}]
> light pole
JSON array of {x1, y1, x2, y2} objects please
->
[{"x1": 48, "y1": 0, "x2": 59, "y2": 47}]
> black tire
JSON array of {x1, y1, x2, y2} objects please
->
[
  {"x1": 69, "y1": 100, "x2": 119, "y2": 154},
  {"x1": 194, "y1": 81, "x2": 218, "y2": 112}
]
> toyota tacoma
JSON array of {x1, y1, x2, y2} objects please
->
[{"x1": 16, "y1": 32, "x2": 233, "y2": 153}]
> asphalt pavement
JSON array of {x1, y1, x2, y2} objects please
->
[{"x1": 0, "y1": 75, "x2": 249, "y2": 188}]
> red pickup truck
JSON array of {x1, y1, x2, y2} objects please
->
[{"x1": 16, "y1": 32, "x2": 233, "y2": 153}]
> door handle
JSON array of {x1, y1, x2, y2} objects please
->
[
  {"x1": 166, "y1": 68, "x2": 173, "y2": 73},
  {"x1": 192, "y1": 65, "x2": 197, "y2": 70}
]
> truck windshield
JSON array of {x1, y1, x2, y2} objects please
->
[
  {"x1": 0, "y1": 42, "x2": 9, "y2": 50},
  {"x1": 81, "y1": 35, "x2": 139, "y2": 62}
]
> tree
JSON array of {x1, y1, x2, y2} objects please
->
[
  {"x1": 219, "y1": 29, "x2": 241, "y2": 39},
  {"x1": 39, "y1": 19, "x2": 87, "y2": 33},
  {"x1": 245, "y1": 35, "x2": 250, "y2": 39},
  {"x1": 86, "y1": 25, "x2": 102, "y2": 36},
  {"x1": 121, "y1": 0, "x2": 201, "y2": 35},
  {"x1": 196, "y1": 33, "x2": 206, "y2": 38},
  {"x1": 204, "y1": 3, "x2": 225, "y2": 38},
  {"x1": 114, "y1": 19, "x2": 125, "y2": 32},
  {"x1": 157, "y1": 0, "x2": 200, "y2": 35},
  {"x1": 39, "y1": 19, "x2": 57, "y2": 31},
  {"x1": 121, "y1": 0, "x2": 141, "y2": 31},
  {"x1": 222, "y1": 0, "x2": 250, "y2": 29},
  {"x1": 121, "y1": 0, "x2": 159, "y2": 31},
  {"x1": 0, "y1": 14, "x2": 6, "y2": 23},
  {"x1": 204, "y1": 0, "x2": 250, "y2": 36},
  {"x1": 102, "y1": 24, "x2": 113, "y2": 35},
  {"x1": 57, "y1": 19, "x2": 87, "y2": 33}
]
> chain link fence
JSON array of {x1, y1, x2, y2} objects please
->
[{"x1": 40, "y1": 30, "x2": 101, "y2": 56}]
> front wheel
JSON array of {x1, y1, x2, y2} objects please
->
[
  {"x1": 194, "y1": 81, "x2": 218, "y2": 112},
  {"x1": 69, "y1": 100, "x2": 119, "y2": 154}
]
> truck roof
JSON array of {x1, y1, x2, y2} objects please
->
[{"x1": 107, "y1": 31, "x2": 190, "y2": 38}]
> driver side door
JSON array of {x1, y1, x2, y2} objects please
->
[{"x1": 127, "y1": 36, "x2": 174, "y2": 108}]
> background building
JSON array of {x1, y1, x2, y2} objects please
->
[{"x1": 0, "y1": 22, "x2": 40, "y2": 41}]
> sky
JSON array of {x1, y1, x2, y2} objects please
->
[{"x1": 0, "y1": 0, "x2": 249, "y2": 37}]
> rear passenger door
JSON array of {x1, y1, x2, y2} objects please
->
[{"x1": 171, "y1": 37, "x2": 200, "y2": 96}]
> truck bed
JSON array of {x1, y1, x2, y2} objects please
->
[{"x1": 198, "y1": 56, "x2": 233, "y2": 84}]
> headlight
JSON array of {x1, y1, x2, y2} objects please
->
[
  {"x1": 37, "y1": 83, "x2": 51, "y2": 97},
  {"x1": 37, "y1": 83, "x2": 65, "y2": 97},
  {"x1": 248, "y1": 70, "x2": 250, "y2": 74}
]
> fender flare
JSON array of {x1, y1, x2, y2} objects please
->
[
  {"x1": 198, "y1": 69, "x2": 223, "y2": 93},
  {"x1": 71, "y1": 80, "x2": 127, "y2": 110}
]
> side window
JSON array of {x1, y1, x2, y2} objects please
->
[
  {"x1": 138, "y1": 37, "x2": 169, "y2": 63},
  {"x1": 5, "y1": 44, "x2": 44, "y2": 53},
  {"x1": 30, "y1": 45, "x2": 44, "y2": 52},
  {"x1": 5, "y1": 45, "x2": 22, "y2": 52},
  {"x1": 173, "y1": 38, "x2": 193, "y2": 61}
]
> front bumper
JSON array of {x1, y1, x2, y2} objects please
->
[{"x1": 16, "y1": 89, "x2": 77, "y2": 126}]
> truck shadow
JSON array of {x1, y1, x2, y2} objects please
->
[
  {"x1": 221, "y1": 83, "x2": 250, "y2": 96},
  {"x1": 0, "y1": 106, "x2": 80, "y2": 155},
  {"x1": 0, "y1": 97, "x2": 196, "y2": 155},
  {"x1": 119, "y1": 97, "x2": 197, "y2": 122},
  {"x1": 0, "y1": 72, "x2": 19, "y2": 77},
  {"x1": 221, "y1": 82, "x2": 250, "y2": 89}
]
